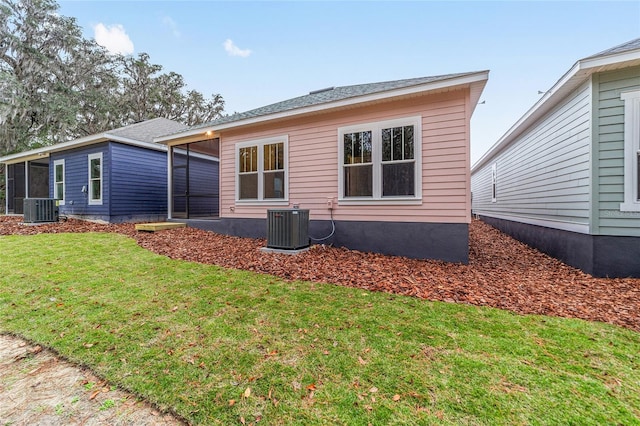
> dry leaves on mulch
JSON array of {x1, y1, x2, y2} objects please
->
[{"x1": 1, "y1": 216, "x2": 639, "y2": 333}]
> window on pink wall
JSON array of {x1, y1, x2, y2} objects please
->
[
  {"x1": 338, "y1": 116, "x2": 421, "y2": 202},
  {"x1": 236, "y1": 135, "x2": 288, "y2": 202}
]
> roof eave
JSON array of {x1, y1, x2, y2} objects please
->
[
  {"x1": 0, "y1": 133, "x2": 166, "y2": 165},
  {"x1": 472, "y1": 48, "x2": 640, "y2": 173},
  {"x1": 156, "y1": 71, "x2": 490, "y2": 145}
]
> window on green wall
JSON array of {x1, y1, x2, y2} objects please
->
[{"x1": 620, "y1": 89, "x2": 640, "y2": 212}]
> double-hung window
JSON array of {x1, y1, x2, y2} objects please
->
[
  {"x1": 236, "y1": 136, "x2": 288, "y2": 202},
  {"x1": 88, "y1": 153, "x2": 103, "y2": 205},
  {"x1": 339, "y1": 116, "x2": 421, "y2": 201},
  {"x1": 53, "y1": 159, "x2": 65, "y2": 205},
  {"x1": 620, "y1": 89, "x2": 640, "y2": 212}
]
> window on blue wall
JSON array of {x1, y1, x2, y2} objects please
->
[
  {"x1": 88, "y1": 153, "x2": 102, "y2": 205},
  {"x1": 53, "y1": 159, "x2": 65, "y2": 205},
  {"x1": 620, "y1": 89, "x2": 640, "y2": 212}
]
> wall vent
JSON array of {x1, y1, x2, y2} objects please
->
[
  {"x1": 23, "y1": 198, "x2": 59, "y2": 223},
  {"x1": 267, "y1": 209, "x2": 310, "y2": 250}
]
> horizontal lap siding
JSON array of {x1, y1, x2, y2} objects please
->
[
  {"x1": 596, "y1": 66, "x2": 640, "y2": 236},
  {"x1": 50, "y1": 143, "x2": 110, "y2": 217},
  {"x1": 471, "y1": 81, "x2": 591, "y2": 227},
  {"x1": 219, "y1": 91, "x2": 471, "y2": 223},
  {"x1": 110, "y1": 143, "x2": 167, "y2": 216}
]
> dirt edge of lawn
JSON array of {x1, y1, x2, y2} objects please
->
[{"x1": 0, "y1": 332, "x2": 186, "y2": 425}]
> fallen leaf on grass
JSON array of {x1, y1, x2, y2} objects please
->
[
  {"x1": 358, "y1": 356, "x2": 367, "y2": 365},
  {"x1": 89, "y1": 390, "x2": 100, "y2": 400},
  {"x1": 228, "y1": 399, "x2": 235, "y2": 406},
  {"x1": 392, "y1": 394, "x2": 401, "y2": 401}
]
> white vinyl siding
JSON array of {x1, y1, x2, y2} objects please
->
[
  {"x1": 595, "y1": 66, "x2": 640, "y2": 236},
  {"x1": 471, "y1": 81, "x2": 592, "y2": 232}
]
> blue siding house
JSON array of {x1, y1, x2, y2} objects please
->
[{"x1": 1, "y1": 118, "x2": 202, "y2": 223}]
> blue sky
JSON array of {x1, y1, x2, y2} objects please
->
[{"x1": 59, "y1": 1, "x2": 640, "y2": 164}]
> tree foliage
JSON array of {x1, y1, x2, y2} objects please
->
[
  {"x1": 119, "y1": 53, "x2": 225, "y2": 126},
  {"x1": 0, "y1": 0, "x2": 225, "y2": 157}
]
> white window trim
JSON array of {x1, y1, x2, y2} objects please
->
[
  {"x1": 620, "y1": 89, "x2": 640, "y2": 212},
  {"x1": 88, "y1": 152, "x2": 103, "y2": 206},
  {"x1": 235, "y1": 135, "x2": 289, "y2": 204},
  {"x1": 337, "y1": 115, "x2": 422, "y2": 203},
  {"x1": 53, "y1": 159, "x2": 65, "y2": 205},
  {"x1": 491, "y1": 163, "x2": 497, "y2": 203}
]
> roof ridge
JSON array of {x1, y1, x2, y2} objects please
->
[
  {"x1": 106, "y1": 117, "x2": 174, "y2": 134},
  {"x1": 183, "y1": 71, "x2": 488, "y2": 134}
]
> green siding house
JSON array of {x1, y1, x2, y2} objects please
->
[{"x1": 471, "y1": 38, "x2": 640, "y2": 278}]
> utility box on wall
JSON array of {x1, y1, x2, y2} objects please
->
[
  {"x1": 267, "y1": 209, "x2": 310, "y2": 250},
  {"x1": 23, "y1": 198, "x2": 59, "y2": 223}
]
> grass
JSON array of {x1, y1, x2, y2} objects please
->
[{"x1": 1, "y1": 232, "x2": 639, "y2": 425}]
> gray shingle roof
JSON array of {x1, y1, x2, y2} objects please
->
[
  {"x1": 108, "y1": 117, "x2": 188, "y2": 143},
  {"x1": 583, "y1": 37, "x2": 640, "y2": 60},
  {"x1": 188, "y1": 71, "x2": 483, "y2": 131}
]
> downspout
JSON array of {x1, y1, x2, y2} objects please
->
[
  {"x1": 24, "y1": 160, "x2": 29, "y2": 200},
  {"x1": 3, "y1": 164, "x2": 7, "y2": 214},
  {"x1": 167, "y1": 145, "x2": 173, "y2": 220}
]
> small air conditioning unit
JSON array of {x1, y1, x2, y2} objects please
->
[
  {"x1": 267, "y1": 209, "x2": 310, "y2": 250},
  {"x1": 23, "y1": 198, "x2": 59, "y2": 223}
]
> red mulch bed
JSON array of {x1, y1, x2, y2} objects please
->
[{"x1": 2, "y1": 216, "x2": 639, "y2": 333}]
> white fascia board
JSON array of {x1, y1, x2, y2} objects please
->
[
  {"x1": 472, "y1": 48, "x2": 640, "y2": 174},
  {"x1": 579, "y1": 49, "x2": 640, "y2": 70},
  {"x1": 472, "y1": 63, "x2": 584, "y2": 173},
  {"x1": 0, "y1": 133, "x2": 109, "y2": 164},
  {"x1": 0, "y1": 152, "x2": 49, "y2": 164},
  {"x1": 0, "y1": 134, "x2": 166, "y2": 165},
  {"x1": 157, "y1": 71, "x2": 490, "y2": 144}
]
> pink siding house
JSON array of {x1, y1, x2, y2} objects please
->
[{"x1": 157, "y1": 72, "x2": 488, "y2": 263}]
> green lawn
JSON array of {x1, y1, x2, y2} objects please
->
[{"x1": 1, "y1": 232, "x2": 639, "y2": 425}]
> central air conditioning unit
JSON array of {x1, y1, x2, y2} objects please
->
[
  {"x1": 23, "y1": 198, "x2": 59, "y2": 223},
  {"x1": 267, "y1": 209, "x2": 310, "y2": 250}
]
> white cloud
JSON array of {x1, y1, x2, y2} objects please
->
[
  {"x1": 162, "y1": 16, "x2": 181, "y2": 38},
  {"x1": 223, "y1": 39, "x2": 252, "y2": 58},
  {"x1": 93, "y1": 23, "x2": 134, "y2": 55}
]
